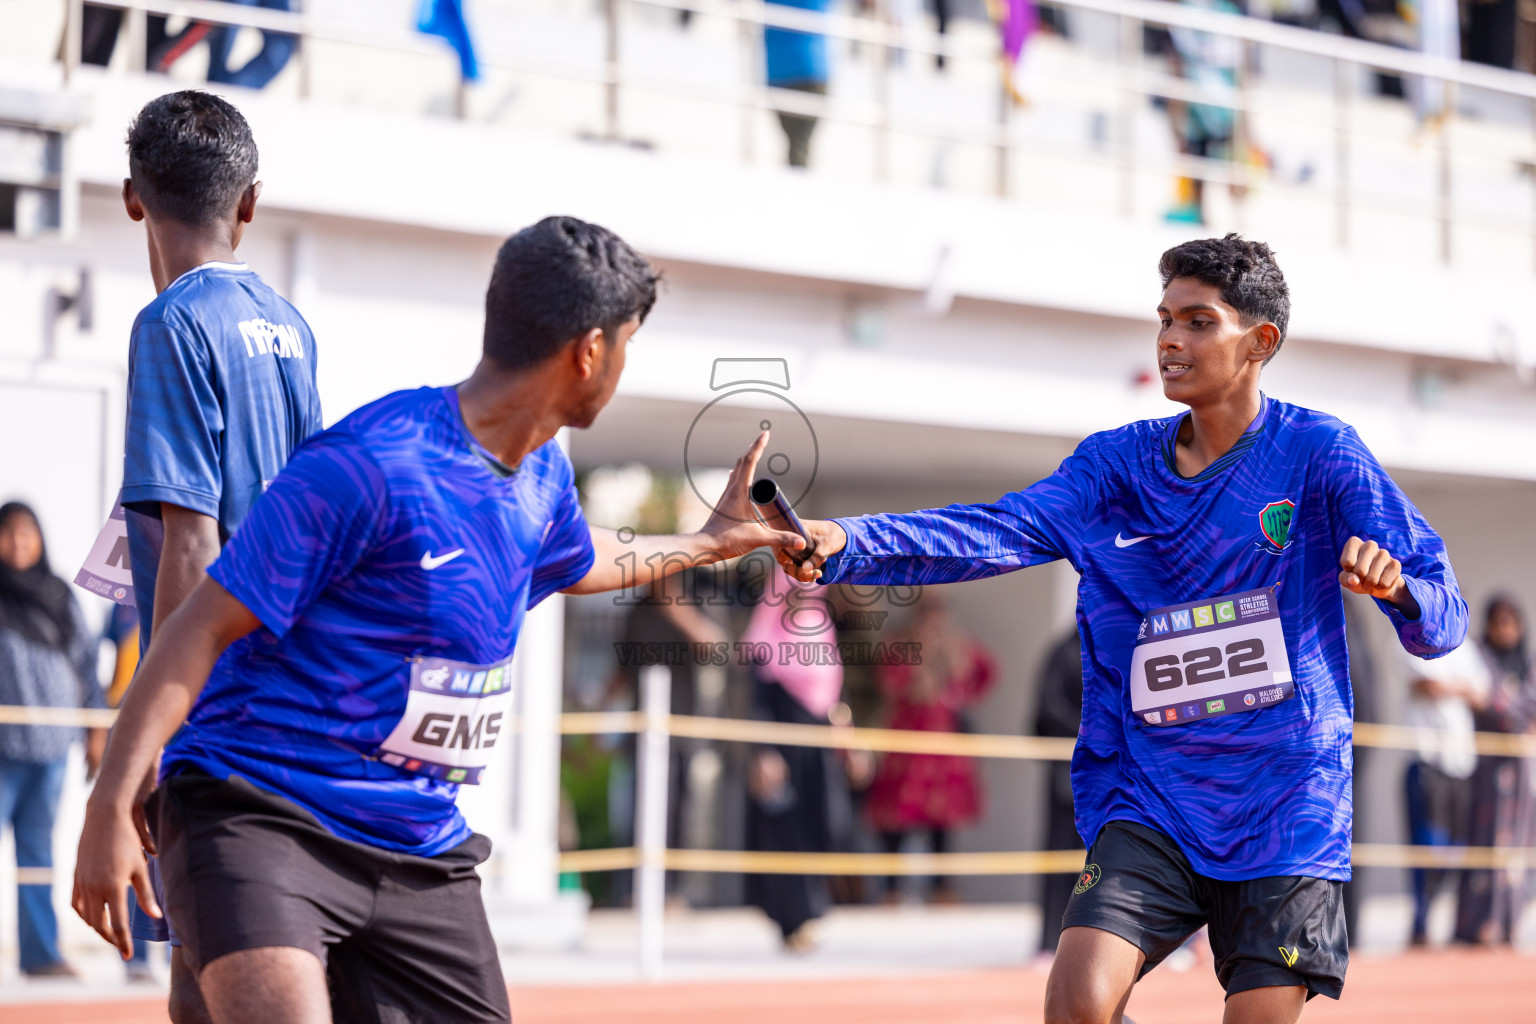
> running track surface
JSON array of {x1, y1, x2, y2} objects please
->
[{"x1": 7, "y1": 948, "x2": 1531, "y2": 1023}]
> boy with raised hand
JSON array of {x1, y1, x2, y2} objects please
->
[
  {"x1": 73, "y1": 217, "x2": 804, "y2": 1024},
  {"x1": 776, "y1": 235, "x2": 1467, "y2": 1024},
  {"x1": 116, "y1": 89, "x2": 322, "y2": 1022}
]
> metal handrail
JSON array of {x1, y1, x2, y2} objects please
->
[
  {"x1": 55, "y1": 0, "x2": 1536, "y2": 264},
  {"x1": 68, "y1": 0, "x2": 1536, "y2": 98}
]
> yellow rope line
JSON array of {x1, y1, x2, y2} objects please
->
[
  {"x1": 559, "y1": 711, "x2": 645, "y2": 735},
  {"x1": 1352, "y1": 722, "x2": 1536, "y2": 758},
  {"x1": 557, "y1": 844, "x2": 1536, "y2": 875},
  {"x1": 662, "y1": 848, "x2": 1090, "y2": 875},
  {"x1": 662, "y1": 714, "x2": 1079, "y2": 760},
  {"x1": 2, "y1": 705, "x2": 1520, "y2": 876},
  {"x1": 6, "y1": 708, "x2": 1533, "y2": 759},
  {"x1": 0, "y1": 706, "x2": 120, "y2": 728},
  {"x1": 556, "y1": 712, "x2": 1536, "y2": 762},
  {"x1": 1350, "y1": 843, "x2": 1536, "y2": 870},
  {"x1": 558, "y1": 847, "x2": 644, "y2": 873}
]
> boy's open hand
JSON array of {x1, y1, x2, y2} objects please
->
[
  {"x1": 699, "y1": 432, "x2": 808, "y2": 560},
  {"x1": 73, "y1": 799, "x2": 161, "y2": 960}
]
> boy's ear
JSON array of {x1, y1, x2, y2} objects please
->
[
  {"x1": 571, "y1": 327, "x2": 605, "y2": 380},
  {"x1": 1249, "y1": 322, "x2": 1281, "y2": 363},
  {"x1": 122, "y1": 179, "x2": 146, "y2": 222},
  {"x1": 236, "y1": 181, "x2": 262, "y2": 225}
]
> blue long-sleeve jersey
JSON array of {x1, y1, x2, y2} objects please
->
[{"x1": 820, "y1": 397, "x2": 1466, "y2": 880}]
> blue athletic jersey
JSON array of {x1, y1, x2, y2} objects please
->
[
  {"x1": 164, "y1": 386, "x2": 597, "y2": 856},
  {"x1": 819, "y1": 397, "x2": 1467, "y2": 880},
  {"x1": 122, "y1": 262, "x2": 322, "y2": 647}
]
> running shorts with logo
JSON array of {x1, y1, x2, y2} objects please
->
[
  {"x1": 1062, "y1": 820, "x2": 1347, "y2": 1000},
  {"x1": 149, "y1": 769, "x2": 510, "y2": 1023}
]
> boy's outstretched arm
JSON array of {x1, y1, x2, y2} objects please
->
[{"x1": 776, "y1": 444, "x2": 1106, "y2": 587}]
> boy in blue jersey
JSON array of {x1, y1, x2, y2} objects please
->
[
  {"x1": 116, "y1": 90, "x2": 322, "y2": 1022},
  {"x1": 774, "y1": 235, "x2": 1467, "y2": 1024},
  {"x1": 73, "y1": 216, "x2": 806, "y2": 1024}
]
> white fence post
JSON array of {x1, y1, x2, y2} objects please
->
[{"x1": 635, "y1": 664, "x2": 671, "y2": 981}]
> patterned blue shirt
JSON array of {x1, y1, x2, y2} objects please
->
[
  {"x1": 122, "y1": 262, "x2": 322, "y2": 647},
  {"x1": 819, "y1": 397, "x2": 1467, "y2": 880},
  {"x1": 165, "y1": 387, "x2": 596, "y2": 856}
]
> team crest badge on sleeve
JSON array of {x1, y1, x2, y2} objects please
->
[{"x1": 1257, "y1": 499, "x2": 1296, "y2": 554}]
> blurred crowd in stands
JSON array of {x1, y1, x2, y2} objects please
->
[
  {"x1": 59, "y1": 0, "x2": 1536, "y2": 224},
  {"x1": 70, "y1": 0, "x2": 1535, "y2": 180}
]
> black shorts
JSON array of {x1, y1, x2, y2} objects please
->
[
  {"x1": 1061, "y1": 820, "x2": 1347, "y2": 1001},
  {"x1": 150, "y1": 770, "x2": 511, "y2": 1023}
]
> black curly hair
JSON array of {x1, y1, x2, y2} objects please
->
[
  {"x1": 482, "y1": 216, "x2": 660, "y2": 371},
  {"x1": 127, "y1": 90, "x2": 258, "y2": 227},
  {"x1": 1159, "y1": 233, "x2": 1290, "y2": 362}
]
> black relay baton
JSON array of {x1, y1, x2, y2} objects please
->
[{"x1": 751, "y1": 478, "x2": 816, "y2": 567}]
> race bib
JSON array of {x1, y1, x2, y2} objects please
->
[
  {"x1": 1130, "y1": 586, "x2": 1293, "y2": 727},
  {"x1": 74, "y1": 502, "x2": 135, "y2": 606},
  {"x1": 375, "y1": 655, "x2": 516, "y2": 784}
]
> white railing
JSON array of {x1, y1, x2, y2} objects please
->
[{"x1": 53, "y1": 0, "x2": 1536, "y2": 267}]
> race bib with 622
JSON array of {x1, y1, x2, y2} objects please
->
[
  {"x1": 1130, "y1": 586, "x2": 1293, "y2": 727},
  {"x1": 374, "y1": 655, "x2": 517, "y2": 785}
]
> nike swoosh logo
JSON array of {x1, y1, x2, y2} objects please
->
[
  {"x1": 420, "y1": 549, "x2": 466, "y2": 570},
  {"x1": 1114, "y1": 533, "x2": 1153, "y2": 548}
]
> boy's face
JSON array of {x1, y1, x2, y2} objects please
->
[{"x1": 1155, "y1": 277, "x2": 1273, "y2": 407}]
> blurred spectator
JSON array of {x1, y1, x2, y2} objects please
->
[
  {"x1": 1310, "y1": 0, "x2": 1412, "y2": 96},
  {"x1": 101, "y1": 602, "x2": 140, "y2": 708},
  {"x1": 1402, "y1": 639, "x2": 1488, "y2": 946},
  {"x1": 933, "y1": 0, "x2": 956, "y2": 70},
  {"x1": 1409, "y1": 0, "x2": 1459, "y2": 120},
  {"x1": 765, "y1": 0, "x2": 833, "y2": 168},
  {"x1": 205, "y1": 0, "x2": 299, "y2": 90},
  {"x1": 0, "y1": 501, "x2": 107, "y2": 979},
  {"x1": 1160, "y1": 0, "x2": 1243, "y2": 225},
  {"x1": 1342, "y1": 595, "x2": 1380, "y2": 945},
  {"x1": 1455, "y1": 595, "x2": 1536, "y2": 944},
  {"x1": 743, "y1": 573, "x2": 850, "y2": 950},
  {"x1": 998, "y1": 0, "x2": 1039, "y2": 105},
  {"x1": 1463, "y1": 0, "x2": 1536, "y2": 72},
  {"x1": 598, "y1": 568, "x2": 733, "y2": 907},
  {"x1": 1032, "y1": 628, "x2": 1082, "y2": 957},
  {"x1": 866, "y1": 594, "x2": 995, "y2": 904},
  {"x1": 80, "y1": 5, "x2": 163, "y2": 67},
  {"x1": 77, "y1": 0, "x2": 296, "y2": 89}
]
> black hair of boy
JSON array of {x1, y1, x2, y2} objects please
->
[
  {"x1": 126, "y1": 90, "x2": 258, "y2": 227},
  {"x1": 482, "y1": 216, "x2": 660, "y2": 371},
  {"x1": 1158, "y1": 233, "x2": 1291, "y2": 360}
]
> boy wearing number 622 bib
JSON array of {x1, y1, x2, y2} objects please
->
[{"x1": 778, "y1": 235, "x2": 1467, "y2": 1024}]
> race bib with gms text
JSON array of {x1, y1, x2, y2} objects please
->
[
  {"x1": 75, "y1": 503, "x2": 135, "y2": 606},
  {"x1": 1130, "y1": 586, "x2": 1293, "y2": 727},
  {"x1": 374, "y1": 655, "x2": 517, "y2": 784}
]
